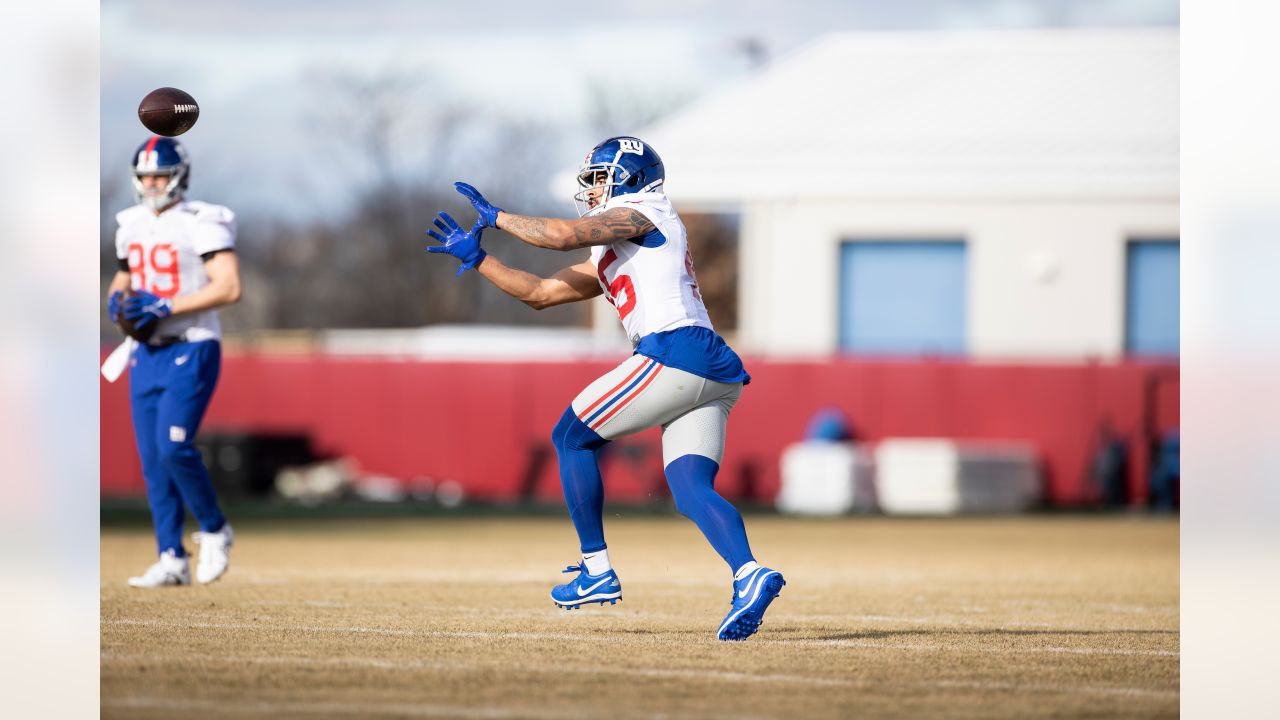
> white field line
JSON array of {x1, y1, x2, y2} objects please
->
[
  {"x1": 1081, "y1": 602, "x2": 1162, "y2": 612},
  {"x1": 217, "y1": 572, "x2": 1178, "y2": 602},
  {"x1": 929, "y1": 680, "x2": 1177, "y2": 700},
  {"x1": 114, "y1": 567, "x2": 1180, "y2": 611},
  {"x1": 219, "y1": 571, "x2": 890, "y2": 590},
  {"x1": 102, "y1": 694, "x2": 759, "y2": 720},
  {"x1": 104, "y1": 695, "x2": 546, "y2": 720},
  {"x1": 101, "y1": 652, "x2": 1178, "y2": 702},
  {"x1": 129, "y1": 572, "x2": 1180, "y2": 617},
  {"x1": 102, "y1": 652, "x2": 852, "y2": 688},
  {"x1": 764, "y1": 637, "x2": 1179, "y2": 657},
  {"x1": 122, "y1": 599, "x2": 1177, "y2": 633},
  {"x1": 104, "y1": 618, "x2": 1179, "y2": 657},
  {"x1": 107, "y1": 617, "x2": 589, "y2": 641},
  {"x1": 797, "y1": 612, "x2": 1177, "y2": 629}
]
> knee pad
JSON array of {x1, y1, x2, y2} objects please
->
[{"x1": 552, "y1": 406, "x2": 608, "y2": 455}]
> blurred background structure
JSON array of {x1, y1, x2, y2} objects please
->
[{"x1": 101, "y1": 1, "x2": 1179, "y2": 515}]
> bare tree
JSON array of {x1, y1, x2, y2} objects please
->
[
  {"x1": 220, "y1": 65, "x2": 590, "y2": 332},
  {"x1": 584, "y1": 78, "x2": 694, "y2": 140}
]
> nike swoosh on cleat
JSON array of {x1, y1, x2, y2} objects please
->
[
  {"x1": 738, "y1": 570, "x2": 766, "y2": 599},
  {"x1": 719, "y1": 572, "x2": 784, "y2": 639},
  {"x1": 577, "y1": 577, "x2": 612, "y2": 596}
]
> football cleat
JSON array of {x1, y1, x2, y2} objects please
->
[
  {"x1": 127, "y1": 549, "x2": 190, "y2": 588},
  {"x1": 192, "y1": 523, "x2": 233, "y2": 584},
  {"x1": 550, "y1": 563, "x2": 622, "y2": 609},
  {"x1": 717, "y1": 566, "x2": 785, "y2": 641}
]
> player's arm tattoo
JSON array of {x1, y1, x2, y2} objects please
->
[
  {"x1": 497, "y1": 208, "x2": 654, "y2": 251},
  {"x1": 571, "y1": 208, "x2": 655, "y2": 248},
  {"x1": 498, "y1": 213, "x2": 556, "y2": 246}
]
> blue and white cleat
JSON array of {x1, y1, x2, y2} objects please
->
[
  {"x1": 550, "y1": 564, "x2": 622, "y2": 610},
  {"x1": 717, "y1": 566, "x2": 785, "y2": 641}
]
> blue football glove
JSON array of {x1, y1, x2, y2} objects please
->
[
  {"x1": 122, "y1": 289, "x2": 173, "y2": 331},
  {"x1": 108, "y1": 290, "x2": 124, "y2": 324},
  {"x1": 426, "y1": 211, "x2": 487, "y2": 277},
  {"x1": 453, "y1": 181, "x2": 503, "y2": 228}
]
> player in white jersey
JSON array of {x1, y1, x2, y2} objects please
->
[
  {"x1": 425, "y1": 136, "x2": 784, "y2": 641},
  {"x1": 105, "y1": 136, "x2": 240, "y2": 588}
]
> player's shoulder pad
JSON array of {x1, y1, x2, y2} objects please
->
[
  {"x1": 606, "y1": 196, "x2": 648, "y2": 214},
  {"x1": 615, "y1": 191, "x2": 669, "y2": 212},
  {"x1": 182, "y1": 200, "x2": 236, "y2": 226},
  {"x1": 115, "y1": 204, "x2": 151, "y2": 227},
  {"x1": 612, "y1": 193, "x2": 668, "y2": 222}
]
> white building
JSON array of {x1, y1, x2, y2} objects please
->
[{"x1": 638, "y1": 29, "x2": 1178, "y2": 359}]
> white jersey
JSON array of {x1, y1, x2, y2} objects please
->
[
  {"x1": 589, "y1": 191, "x2": 712, "y2": 346},
  {"x1": 114, "y1": 200, "x2": 236, "y2": 343}
]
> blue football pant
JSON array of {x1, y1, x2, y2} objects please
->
[
  {"x1": 552, "y1": 355, "x2": 755, "y2": 570},
  {"x1": 129, "y1": 340, "x2": 226, "y2": 557}
]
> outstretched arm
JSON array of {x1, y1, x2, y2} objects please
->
[
  {"x1": 452, "y1": 181, "x2": 654, "y2": 251},
  {"x1": 423, "y1": 210, "x2": 601, "y2": 309},
  {"x1": 496, "y1": 207, "x2": 655, "y2": 252},
  {"x1": 477, "y1": 257, "x2": 602, "y2": 310}
]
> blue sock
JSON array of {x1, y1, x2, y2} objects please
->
[
  {"x1": 665, "y1": 454, "x2": 755, "y2": 571},
  {"x1": 551, "y1": 407, "x2": 609, "y2": 554}
]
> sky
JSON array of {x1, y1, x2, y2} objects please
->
[{"x1": 101, "y1": 0, "x2": 1179, "y2": 224}]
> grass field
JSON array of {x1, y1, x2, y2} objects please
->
[{"x1": 101, "y1": 515, "x2": 1178, "y2": 719}]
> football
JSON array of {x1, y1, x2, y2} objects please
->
[
  {"x1": 138, "y1": 87, "x2": 200, "y2": 137},
  {"x1": 118, "y1": 288, "x2": 158, "y2": 343}
]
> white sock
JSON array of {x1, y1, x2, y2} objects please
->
[
  {"x1": 582, "y1": 549, "x2": 612, "y2": 576},
  {"x1": 734, "y1": 561, "x2": 761, "y2": 581}
]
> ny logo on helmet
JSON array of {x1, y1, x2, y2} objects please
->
[
  {"x1": 619, "y1": 139, "x2": 645, "y2": 155},
  {"x1": 137, "y1": 150, "x2": 159, "y2": 172}
]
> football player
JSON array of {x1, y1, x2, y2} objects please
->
[
  {"x1": 425, "y1": 136, "x2": 784, "y2": 641},
  {"x1": 105, "y1": 136, "x2": 239, "y2": 587}
]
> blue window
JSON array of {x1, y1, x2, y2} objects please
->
[
  {"x1": 838, "y1": 240, "x2": 967, "y2": 354},
  {"x1": 1125, "y1": 240, "x2": 1179, "y2": 356}
]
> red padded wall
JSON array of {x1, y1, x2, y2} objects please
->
[{"x1": 101, "y1": 352, "x2": 1179, "y2": 506}]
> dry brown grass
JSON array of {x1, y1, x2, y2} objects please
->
[{"x1": 101, "y1": 515, "x2": 1178, "y2": 719}]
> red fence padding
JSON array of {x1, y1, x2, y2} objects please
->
[{"x1": 101, "y1": 352, "x2": 1179, "y2": 506}]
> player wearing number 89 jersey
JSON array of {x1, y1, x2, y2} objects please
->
[
  {"x1": 424, "y1": 136, "x2": 783, "y2": 641},
  {"x1": 105, "y1": 136, "x2": 241, "y2": 588},
  {"x1": 116, "y1": 199, "x2": 235, "y2": 342}
]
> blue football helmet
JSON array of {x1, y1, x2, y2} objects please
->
[
  {"x1": 574, "y1": 136, "x2": 664, "y2": 216},
  {"x1": 131, "y1": 136, "x2": 190, "y2": 210}
]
